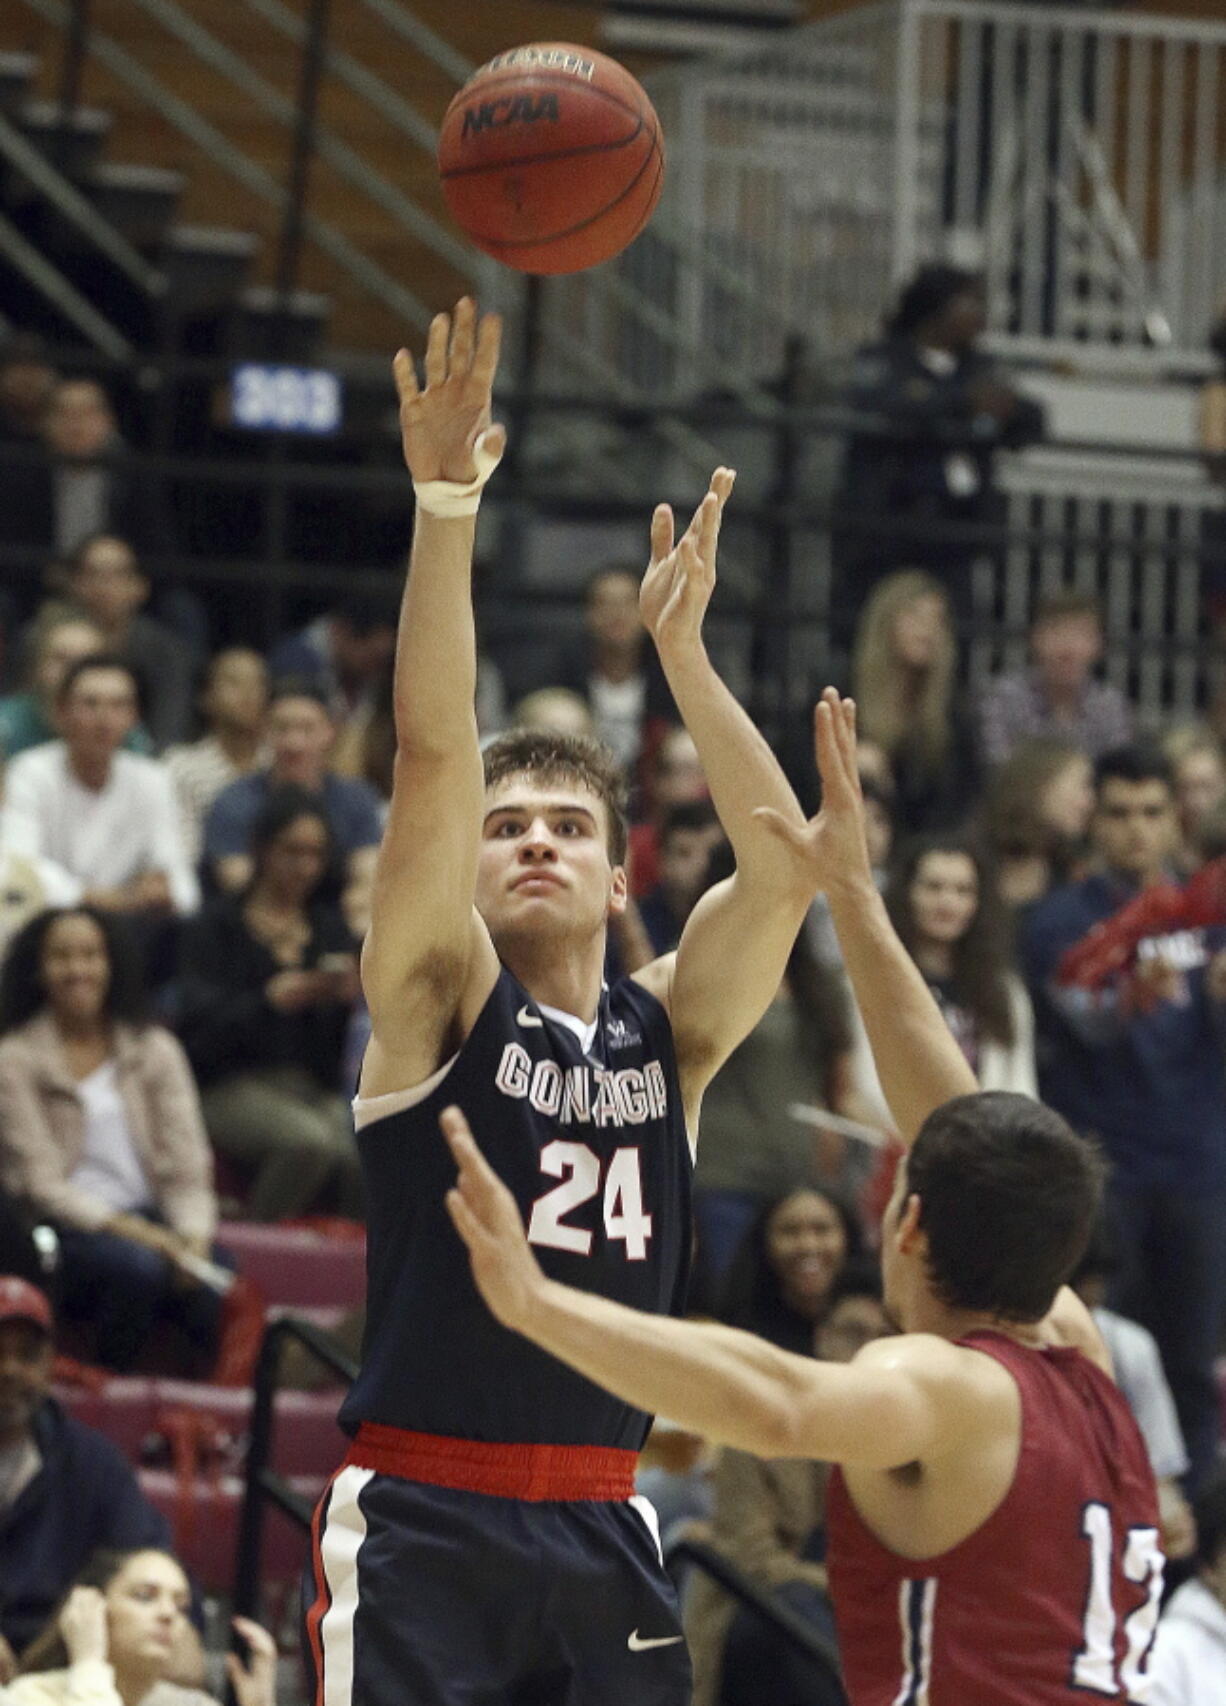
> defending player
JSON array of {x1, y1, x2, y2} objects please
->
[
  {"x1": 306, "y1": 299, "x2": 819, "y2": 1706},
  {"x1": 446, "y1": 690, "x2": 1166, "y2": 1706}
]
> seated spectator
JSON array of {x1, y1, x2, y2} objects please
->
[
  {"x1": 55, "y1": 536, "x2": 196, "y2": 750},
  {"x1": 852, "y1": 570, "x2": 981, "y2": 834},
  {"x1": 829, "y1": 264, "x2": 1045, "y2": 647},
  {"x1": 978, "y1": 590, "x2": 1134, "y2": 767},
  {"x1": 163, "y1": 650, "x2": 269, "y2": 866},
  {"x1": 686, "y1": 1270, "x2": 890, "y2": 1706},
  {"x1": 1021, "y1": 743, "x2": 1226, "y2": 1491},
  {"x1": 979, "y1": 737, "x2": 1093, "y2": 908},
  {"x1": 0, "y1": 910, "x2": 222, "y2": 1374},
  {"x1": 510, "y1": 687, "x2": 595, "y2": 739},
  {"x1": 268, "y1": 596, "x2": 396, "y2": 733},
  {"x1": 1162, "y1": 721, "x2": 1226, "y2": 873},
  {"x1": 718, "y1": 1185, "x2": 864, "y2": 1356},
  {"x1": 202, "y1": 679, "x2": 382, "y2": 896},
  {"x1": 0, "y1": 1277, "x2": 178, "y2": 1673},
  {"x1": 177, "y1": 788, "x2": 363, "y2": 1222},
  {"x1": 552, "y1": 564, "x2": 675, "y2": 775},
  {"x1": 2, "y1": 378, "x2": 169, "y2": 557},
  {"x1": 637, "y1": 801, "x2": 724, "y2": 955},
  {"x1": 627, "y1": 725, "x2": 710, "y2": 897},
  {"x1": 0, "y1": 611, "x2": 152, "y2": 759},
  {"x1": 1072, "y1": 1226, "x2": 1196, "y2": 1562},
  {"x1": 1147, "y1": 1468, "x2": 1226, "y2": 1706},
  {"x1": 0, "y1": 334, "x2": 56, "y2": 447},
  {"x1": 0, "y1": 657, "x2": 199, "y2": 918},
  {"x1": 882, "y1": 835, "x2": 1036, "y2": 1094},
  {"x1": 10, "y1": 1548, "x2": 274, "y2": 1706}
]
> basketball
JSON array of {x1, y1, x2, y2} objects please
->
[{"x1": 437, "y1": 43, "x2": 665, "y2": 275}]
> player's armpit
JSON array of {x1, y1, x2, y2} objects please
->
[{"x1": 360, "y1": 906, "x2": 499, "y2": 1095}]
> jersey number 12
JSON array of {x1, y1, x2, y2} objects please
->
[
  {"x1": 1072, "y1": 1502, "x2": 1163, "y2": 1699},
  {"x1": 528, "y1": 1140, "x2": 653, "y2": 1260}
]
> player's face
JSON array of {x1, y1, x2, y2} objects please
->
[
  {"x1": 765, "y1": 1190, "x2": 848, "y2": 1317},
  {"x1": 476, "y1": 778, "x2": 625, "y2": 942},
  {"x1": 908, "y1": 851, "x2": 978, "y2": 948}
]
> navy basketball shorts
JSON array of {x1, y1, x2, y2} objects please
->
[{"x1": 306, "y1": 1440, "x2": 691, "y2": 1706}]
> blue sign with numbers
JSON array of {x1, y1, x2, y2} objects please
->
[{"x1": 231, "y1": 365, "x2": 342, "y2": 434}]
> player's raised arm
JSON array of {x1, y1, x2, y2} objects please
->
[
  {"x1": 360, "y1": 300, "x2": 503, "y2": 1091},
  {"x1": 442, "y1": 1107, "x2": 983, "y2": 1469},
  {"x1": 757, "y1": 693, "x2": 977, "y2": 1146},
  {"x1": 632, "y1": 472, "x2": 817, "y2": 1111}
]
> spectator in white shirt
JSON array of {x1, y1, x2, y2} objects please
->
[
  {"x1": 0, "y1": 657, "x2": 198, "y2": 918},
  {"x1": 1147, "y1": 1469, "x2": 1226, "y2": 1706}
]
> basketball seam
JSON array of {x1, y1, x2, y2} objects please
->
[
  {"x1": 466, "y1": 136, "x2": 662, "y2": 256},
  {"x1": 440, "y1": 115, "x2": 647, "y2": 182},
  {"x1": 449, "y1": 69, "x2": 647, "y2": 127}
]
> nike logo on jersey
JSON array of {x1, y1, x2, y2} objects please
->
[
  {"x1": 627, "y1": 1631, "x2": 684, "y2": 1652},
  {"x1": 516, "y1": 1005, "x2": 545, "y2": 1027}
]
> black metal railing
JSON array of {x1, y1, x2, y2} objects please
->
[{"x1": 664, "y1": 1533, "x2": 848, "y2": 1704}]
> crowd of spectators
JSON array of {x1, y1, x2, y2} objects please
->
[{"x1": 1, "y1": 264, "x2": 1225, "y2": 1704}]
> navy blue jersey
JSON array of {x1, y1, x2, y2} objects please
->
[{"x1": 339, "y1": 968, "x2": 692, "y2": 1449}]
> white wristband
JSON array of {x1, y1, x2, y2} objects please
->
[{"x1": 412, "y1": 429, "x2": 503, "y2": 518}]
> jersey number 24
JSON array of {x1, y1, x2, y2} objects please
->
[{"x1": 528, "y1": 1140, "x2": 653, "y2": 1261}]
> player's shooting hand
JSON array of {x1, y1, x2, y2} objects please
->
[
  {"x1": 225, "y1": 1617, "x2": 278, "y2": 1706},
  {"x1": 639, "y1": 468, "x2": 735, "y2": 654},
  {"x1": 394, "y1": 297, "x2": 506, "y2": 487},
  {"x1": 753, "y1": 691, "x2": 875, "y2": 897},
  {"x1": 442, "y1": 1105, "x2": 545, "y2": 1334}
]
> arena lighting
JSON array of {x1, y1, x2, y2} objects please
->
[{"x1": 230, "y1": 363, "x2": 342, "y2": 434}]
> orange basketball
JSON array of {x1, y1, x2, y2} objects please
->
[{"x1": 437, "y1": 43, "x2": 665, "y2": 275}]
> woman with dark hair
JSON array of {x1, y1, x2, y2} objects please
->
[
  {"x1": 176, "y1": 786, "x2": 363, "y2": 1222},
  {"x1": 880, "y1": 834, "x2": 1036, "y2": 1095},
  {"x1": 11, "y1": 1548, "x2": 274, "y2": 1706},
  {"x1": 0, "y1": 909, "x2": 221, "y2": 1372},
  {"x1": 718, "y1": 1186, "x2": 864, "y2": 1356}
]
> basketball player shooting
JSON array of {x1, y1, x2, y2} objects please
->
[
  {"x1": 306, "y1": 298, "x2": 822, "y2": 1706},
  {"x1": 446, "y1": 690, "x2": 1166, "y2": 1705}
]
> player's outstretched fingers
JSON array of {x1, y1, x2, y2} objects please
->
[
  {"x1": 471, "y1": 309, "x2": 503, "y2": 392},
  {"x1": 650, "y1": 503, "x2": 675, "y2": 566},
  {"x1": 392, "y1": 348, "x2": 419, "y2": 408},
  {"x1": 423, "y1": 310, "x2": 450, "y2": 390},
  {"x1": 449, "y1": 296, "x2": 476, "y2": 377},
  {"x1": 710, "y1": 466, "x2": 736, "y2": 510}
]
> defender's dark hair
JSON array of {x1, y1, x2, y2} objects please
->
[
  {"x1": 1094, "y1": 743, "x2": 1175, "y2": 795},
  {"x1": 0, "y1": 908, "x2": 149, "y2": 1033},
  {"x1": 887, "y1": 264, "x2": 983, "y2": 339},
  {"x1": 1194, "y1": 1467, "x2": 1226, "y2": 1570},
  {"x1": 55, "y1": 651, "x2": 143, "y2": 714},
  {"x1": 905, "y1": 1092, "x2": 1105, "y2": 1323},
  {"x1": 482, "y1": 729, "x2": 629, "y2": 865},
  {"x1": 885, "y1": 834, "x2": 1016, "y2": 1046},
  {"x1": 18, "y1": 1549, "x2": 184, "y2": 1676}
]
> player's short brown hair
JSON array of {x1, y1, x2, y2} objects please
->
[
  {"x1": 905, "y1": 1092, "x2": 1104, "y2": 1323},
  {"x1": 482, "y1": 729, "x2": 629, "y2": 866}
]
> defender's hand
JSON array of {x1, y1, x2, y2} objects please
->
[
  {"x1": 394, "y1": 298, "x2": 506, "y2": 486},
  {"x1": 754, "y1": 691, "x2": 875, "y2": 897},
  {"x1": 639, "y1": 467, "x2": 735, "y2": 652},
  {"x1": 443, "y1": 1105, "x2": 546, "y2": 1335}
]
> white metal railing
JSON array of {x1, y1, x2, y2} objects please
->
[{"x1": 546, "y1": 0, "x2": 1226, "y2": 393}]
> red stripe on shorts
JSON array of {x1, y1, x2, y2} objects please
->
[
  {"x1": 304, "y1": 1470, "x2": 337, "y2": 1706},
  {"x1": 345, "y1": 1422, "x2": 637, "y2": 1501}
]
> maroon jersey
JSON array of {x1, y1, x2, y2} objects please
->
[{"x1": 826, "y1": 1330, "x2": 1163, "y2": 1705}]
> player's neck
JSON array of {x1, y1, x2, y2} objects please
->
[
  {"x1": 500, "y1": 936, "x2": 605, "y2": 1025},
  {"x1": 905, "y1": 1291, "x2": 1045, "y2": 1350}
]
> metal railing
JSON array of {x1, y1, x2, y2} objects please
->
[
  {"x1": 232, "y1": 1314, "x2": 358, "y2": 1622},
  {"x1": 543, "y1": 0, "x2": 1226, "y2": 393}
]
